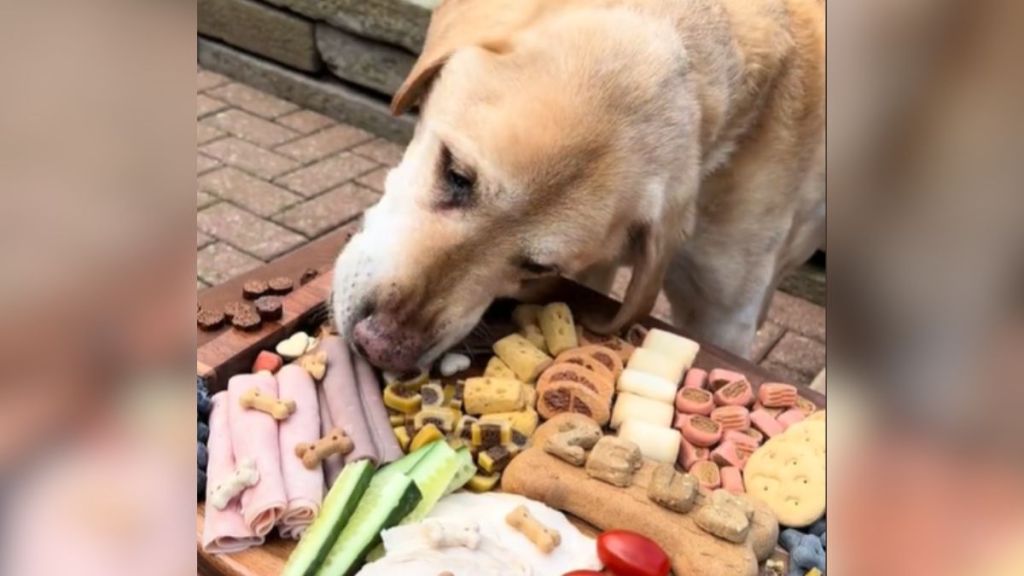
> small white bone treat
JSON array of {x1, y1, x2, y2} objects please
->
[
  {"x1": 239, "y1": 387, "x2": 296, "y2": 420},
  {"x1": 276, "y1": 332, "x2": 311, "y2": 360},
  {"x1": 423, "y1": 518, "x2": 481, "y2": 550},
  {"x1": 641, "y1": 329, "x2": 700, "y2": 372},
  {"x1": 506, "y1": 505, "x2": 561, "y2": 554},
  {"x1": 208, "y1": 458, "x2": 260, "y2": 510},
  {"x1": 439, "y1": 353, "x2": 472, "y2": 377}
]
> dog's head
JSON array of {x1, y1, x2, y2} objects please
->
[{"x1": 334, "y1": 0, "x2": 695, "y2": 371}]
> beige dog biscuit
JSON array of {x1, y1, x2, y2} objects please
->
[
  {"x1": 484, "y1": 356, "x2": 517, "y2": 379},
  {"x1": 781, "y1": 419, "x2": 825, "y2": 459},
  {"x1": 208, "y1": 458, "x2": 260, "y2": 510},
  {"x1": 647, "y1": 463, "x2": 699, "y2": 513},
  {"x1": 506, "y1": 504, "x2": 561, "y2": 554},
  {"x1": 493, "y1": 333, "x2": 553, "y2": 382},
  {"x1": 585, "y1": 436, "x2": 643, "y2": 487},
  {"x1": 744, "y1": 425, "x2": 825, "y2": 527},
  {"x1": 295, "y1": 428, "x2": 354, "y2": 469},
  {"x1": 539, "y1": 302, "x2": 578, "y2": 356},
  {"x1": 239, "y1": 387, "x2": 296, "y2": 420},
  {"x1": 520, "y1": 324, "x2": 549, "y2": 352},
  {"x1": 693, "y1": 489, "x2": 752, "y2": 543},
  {"x1": 464, "y1": 377, "x2": 526, "y2": 415}
]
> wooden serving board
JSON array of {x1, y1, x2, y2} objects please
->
[{"x1": 196, "y1": 232, "x2": 823, "y2": 576}]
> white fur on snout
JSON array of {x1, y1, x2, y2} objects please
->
[{"x1": 331, "y1": 131, "x2": 436, "y2": 338}]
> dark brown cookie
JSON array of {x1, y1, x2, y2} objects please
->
[
  {"x1": 243, "y1": 279, "x2": 269, "y2": 300},
  {"x1": 231, "y1": 308, "x2": 262, "y2": 332},
  {"x1": 223, "y1": 301, "x2": 254, "y2": 320},
  {"x1": 299, "y1": 268, "x2": 319, "y2": 285},
  {"x1": 254, "y1": 296, "x2": 283, "y2": 321},
  {"x1": 268, "y1": 276, "x2": 294, "y2": 295},
  {"x1": 197, "y1": 308, "x2": 226, "y2": 331}
]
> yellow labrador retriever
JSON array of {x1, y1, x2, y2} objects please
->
[{"x1": 333, "y1": 0, "x2": 825, "y2": 371}]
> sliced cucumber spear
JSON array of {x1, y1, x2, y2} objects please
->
[{"x1": 282, "y1": 459, "x2": 375, "y2": 576}]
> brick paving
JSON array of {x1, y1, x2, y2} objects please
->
[{"x1": 195, "y1": 68, "x2": 826, "y2": 386}]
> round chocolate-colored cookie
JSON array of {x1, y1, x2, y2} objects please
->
[
  {"x1": 231, "y1": 308, "x2": 262, "y2": 331},
  {"x1": 299, "y1": 268, "x2": 319, "y2": 285},
  {"x1": 223, "y1": 301, "x2": 254, "y2": 320},
  {"x1": 243, "y1": 279, "x2": 269, "y2": 300},
  {"x1": 197, "y1": 308, "x2": 226, "y2": 331},
  {"x1": 254, "y1": 296, "x2": 283, "y2": 321},
  {"x1": 268, "y1": 276, "x2": 294, "y2": 295}
]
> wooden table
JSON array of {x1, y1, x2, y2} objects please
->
[{"x1": 196, "y1": 225, "x2": 824, "y2": 576}]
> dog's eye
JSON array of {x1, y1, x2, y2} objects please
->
[
  {"x1": 518, "y1": 258, "x2": 558, "y2": 276},
  {"x1": 438, "y1": 144, "x2": 475, "y2": 208}
]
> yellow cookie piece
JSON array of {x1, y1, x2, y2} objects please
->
[
  {"x1": 493, "y1": 334, "x2": 553, "y2": 382},
  {"x1": 745, "y1": 434, "x2": 826, "y2": 528},
  {"x1": 807, "y1": 410, "x2": 826, "y2": 422},
  {"x1": 463, "y1": 377, "x2": 526, "y2": 415},
  {"x1": 539, "y1": 302, "x2": 578, "y2": 356},
  {"x1": 511, "y1": 304, "x2": 543, "y2": 329},
  {"x1": 481, "y1": 409, "x2": 539, "y2": 436},
  {"x1": 520, "y1": 324, "x2": 549, "y2": 352},
  {"x1": 484, "y1": 356, "x2": 517, "y2": 380}
]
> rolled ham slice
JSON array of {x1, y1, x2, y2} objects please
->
[
  {"x1": 353, "y1": 354, "x2": 404, "y2": 464},
  {"x1": 202, "y1": 392, "x2": 263, "y2": 554},
  {"x1": 228, "y1": 373, "x2": 288, "y2": 538},
  {"x1": 276, "y1": 364, "x2": 324, "y2": 540},
  {"x1": 317, "y1": 383, "x2": 345, "y2": 487},
  {"x1": 322, "y1": 337, "x2": 379, "y2": 465}
]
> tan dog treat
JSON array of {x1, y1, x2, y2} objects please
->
[
  {"x1": 744, "y1": 425, "x2": 826, "y2": 527},
  {"x1": 512, "y1": 303, "x2": 543, "y2": 329},
  {"x1": 627, "y1": 348, "x2": 685, "y2": 385},
  {"x1": 576, "y1": 345, "x2": 625, "y2": 380},
  {"x1": 481, "y1": 409, "x2": 539, "y2": 436},
  {"x1": 793, "y1": 395, "x2": 818, "y2": 415},
  {"x1": 647, "y1": 463, "x2": 699, "y2": 513},
  {"x1": 544, "y1": 421, "x2": 603, "y2": 466},
  {"x1": 539, "y1": 362, "x2": 614, "y2": 401},
  {"x1": 642, "y1": 329, "x2": 700, "y2": 371},
  {"x1": 806, "y1": 410, "x2": 826, "y2": 422},
  {"x1": 464, "y1": 377, "x2": 525, "y2": 415},
  {"x1": 708, "y1": 488, "x2": 754, "y2": 519},
  {"x1": 295, "y1": 428, "x2": 354, "y2": 469},
  {"x1": 239, "y1": 387, "x2": 296, "y2": 420},
  {"x1": 522, "y1": 384, "x2": 537, "y2": 409},
  {"x1": 577, "y1": 327, "x2": 636, "y2": 363},
  {"x1": 554, "y1": 348, "x2": 615, "y2": 384},
  {"x1": 520, "y1": 324, "x2": 549, "y2": 352},
  {"x1": 484, "y1": 356, "x2": 517, "y2": 380},
  {"x1": 208, "y1": 458, "x2": 260, "y2": 510},
  {"x1": 503, "y1": 415, "x2": 780, "y2": 575},
  {"x1": 611, "y1": 392, "x2": 675, "y2": 429},
  {"x1": 585, "y1": 436, "x2": 643, "y2": 487},
  {"x1": 296, "y1": 350, "x2": 327, "y2": 381},
  {"x1": 506, "y1": 504, "x2": 561, "y2": 554},
  {"x1": 693, "y1": 489, "x2": 752, "y2": 543},
  {"x1": 538, "y1": 302, "x2": 578, "y2": 356},
  {"x1": 493, "y1": 333, "x2": 553, "y2": 382}
]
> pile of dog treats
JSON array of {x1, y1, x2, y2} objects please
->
[{"x1": 197, "y1": 268, "x2": 319, "y2": 332}]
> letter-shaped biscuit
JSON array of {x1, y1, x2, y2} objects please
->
[
  {"x1": 505, "y1": 505, "x2": 561, "y2": 554},
  {"x1": 208, "y1": 458, "x2": 260, "y2": 510},
  {"x1": 294, "y1": 428, "x2": 354, "y2": 469},
  {"x1": 493, "y1": 334, "x2": 553, "y2": 382},
  {"x1": 239, "y1": 387, "x2": 296, "y2": 420}
]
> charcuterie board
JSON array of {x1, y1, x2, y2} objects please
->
[{"x1": 196, "y1": 235, "x2": 824, "y2": 576}]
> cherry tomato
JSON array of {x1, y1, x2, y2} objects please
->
[
  {"x1": 597, "y1": 530, "x2": 671, "y2": 576},
  {"x1": 562, "y1": 571, "x2": 606, "y2": 576}
]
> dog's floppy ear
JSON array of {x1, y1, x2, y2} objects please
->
[
  {"x1": 585, "y1": 224, "x2": 672, "y2": 335},
  {"x1": 391, "y1": 0, "x2": 542, "y2": 115}
]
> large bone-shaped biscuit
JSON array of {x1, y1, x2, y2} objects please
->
[
  {"x1": 503, "y1": 414, "x2": 778, "y2": 576},
  {"x1": 239, "y1": 387, "x2": 296, "y2": 420}
]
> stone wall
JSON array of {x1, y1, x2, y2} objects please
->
[{"x1": 198, "y1": 0, "x2": 438, "y2": 142}]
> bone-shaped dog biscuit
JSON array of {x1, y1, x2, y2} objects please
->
[
  {"x1": 294, "y1": 428, "x2": 353, "y2": 469},
  {"x1": 506, "y1": 505, "x2": 561, "y2": 554},
  {"x1": 208, "y1": 458, "x2": 260, "y2": 510},
  {"x1": 423, "y1": 519, "x2": 481, "y2": 550},
  {"x1": 238, "y1": 387, "x2": 296, "y2": 420}
]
